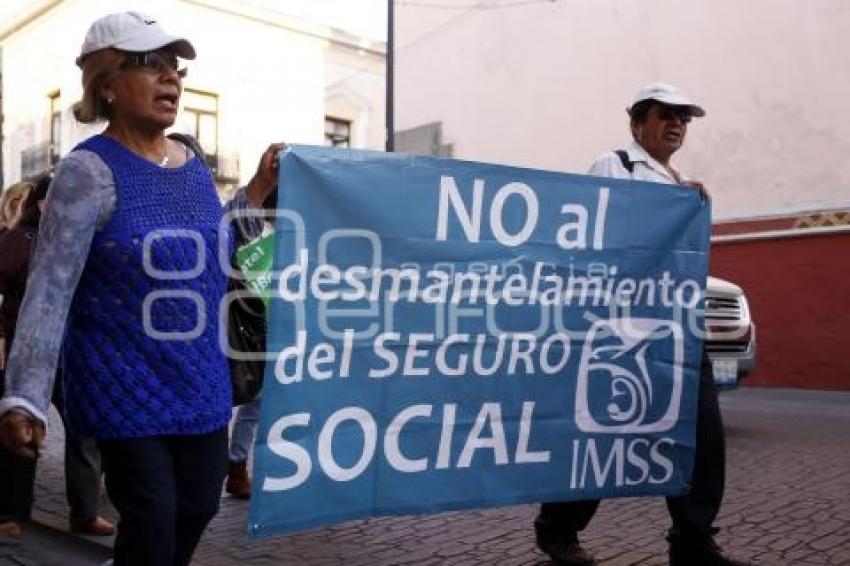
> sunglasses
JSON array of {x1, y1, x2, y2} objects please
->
[
  {"x1": 122, "y1": 51, "x2": 188, "y2": 78},
  {"x1": 655, "y1": 105, "x2": 692, "y2": 123}
]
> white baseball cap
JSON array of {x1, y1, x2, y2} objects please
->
[
  {"x1": 628, "y1": 82, "x2": 706, "y2": 118},
  {"x1": 76, "y1": 11, "x2": 195, "y2": 68}
]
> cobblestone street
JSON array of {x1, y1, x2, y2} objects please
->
[
  {"x1": 23, "y1": 387, "x2": 850, "y2": 565},
  {"x1": 2, "y1": 3, "x2": 848, "y2": 566}
]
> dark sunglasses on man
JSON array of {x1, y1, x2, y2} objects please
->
[
  {"x1": 122, "y1": 50, "x2": 187, "y2": 78},
  {"x1": 655, "y1": 105, "x2": 692, "y2": 124}
]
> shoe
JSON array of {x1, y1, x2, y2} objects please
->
[
  {"x1": 225, "y1": 459, "x2": 252, "y2": 499},
  {"x1": 0, "y1": 521, "x2": 22, "y2": 546},
  {"x1": 0, "y1": 521, "x2": 21, "y2": 538},
  {"x1": 668, "y1": 530, "x2": 750, "y2": 566},
  {"x1": 69, "y1": 516, "x2": 115, "y2": 536},
  {"x1": 537, "y1": 537, "x2": 596, "y2": 565}
]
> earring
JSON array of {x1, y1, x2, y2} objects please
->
[{"x1": 107, "y1": 98, "x2": 114, "y2": 104}]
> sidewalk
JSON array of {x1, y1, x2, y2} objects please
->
[
  {"x1": 0, "y1": 520, "x2": 110, "y2": 566},
  {"x1": 16, "y1": 388, "x2": 850, "y2": 565}
]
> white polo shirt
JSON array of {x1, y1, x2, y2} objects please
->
[{"x1": 587, "y1": 140, "x2": 687, "y2": 185}]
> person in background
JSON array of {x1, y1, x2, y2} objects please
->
[
  {"x1": 0, "y1": 181, "x2": 33, "y2": 363},
  {"x1": 0, "y1": 182, "x2": 31, "y2": 236},
  {"x1": 0, "y1": 11, "x2": 284, "y2": 566},
  {"x1": 0, "y1": 180, "x2": 35, "y2": 540},
  {"x1": 224, "y1": 189, "x2": 276, "y2": 500},
  {"x1": 0, "y1": 182, "x2": 33, "y2": 375},
  {"x1": 224, "y1": 399, "x2": 259, "y2": 498},
  {"x1": 0, "y1": 182, "x2": 31, "y2": 429},
  {"x1": 534, "y1": 83, "x2": 748, "y2": 566},
  {"x1": 0, "y1": 176, "x2": 114, "y2": 538}
]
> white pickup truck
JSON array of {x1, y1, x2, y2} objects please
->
[{"x1": 704, "y1": 276, "x2": 757, "y2": 389}]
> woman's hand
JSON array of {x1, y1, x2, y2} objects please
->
[
  {"x1": 0, "y1": 409, "x2": 45, "y2": 459},
  {"x1": 246, "y1": 142, "x2": 288, "y2": 206}
]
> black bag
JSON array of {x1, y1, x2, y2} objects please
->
[{"x1": 226, "y1": 277, "x2": 267, "y2": 405}]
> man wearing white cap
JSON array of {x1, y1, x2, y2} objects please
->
[
  {"x1": 534, "y1": 84, "x2": 748, "y2": 566},
  {"x1": 587, "y1": 83, "x2": 707, "y2": 187}
]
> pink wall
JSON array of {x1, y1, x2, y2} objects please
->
[
  {"x1": 396, "y1": 0, "x2": 850, "y2": 221},
  {"x1": 709, "y1": 232, "x2": 850, "y2": 390}
]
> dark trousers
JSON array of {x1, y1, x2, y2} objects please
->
[
  {"x1": 0, "y1": 439, "x2": 36, "y2": 522},
  {"x1": 97, "y1": 427, "x2": 227, "y2": 566},
  {"x1": 0, "y1": 367, "x2": 104, "y2": 523},
  {"x1": 51, "y1": 375, "x2": 103, "y2": 521},
  {"x1": 536, "y1": 363, "x2": 725, "y2": 543},
  {"x1": 0, "y1": 368, "x2": 36, "y2": 523}
]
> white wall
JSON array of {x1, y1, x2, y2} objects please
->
[
  {"x1": 395, "y1": 0, "x2": 850, "y2": 221},
  {"x1": 167, "y1": 0, "x2": 326, "y2": 177}
]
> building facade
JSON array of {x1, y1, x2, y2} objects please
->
[{"x1": 0, "y1": 0, "x2": 386, "y2": 196}]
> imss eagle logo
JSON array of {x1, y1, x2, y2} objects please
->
[{"x1": 575, "y1": 318, "x2": 684, "y2": 434}]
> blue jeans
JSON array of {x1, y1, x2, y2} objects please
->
[{"x1": 228, "y1": 399, "x2": 259, "y2": 462}]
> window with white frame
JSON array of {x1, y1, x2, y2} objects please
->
[
  {"x1": 49, "y1": 90, "x2": 61, "y2": 166},
  {"x1": 179, "y1": 89, "x2": 219, "y2": 156},
  {"x1": 324, "y1": 116, "x2": 351, "y2": 148}
]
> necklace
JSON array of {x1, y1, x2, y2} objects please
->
[
  {"x1": 103, "y1": 131, "x2": 169, "y2": 166},
  {"x1": 159, "y1": 140, "x2": 170, "y2": 167}
]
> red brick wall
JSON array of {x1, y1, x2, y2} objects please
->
[{"x1": 709, "y1": 232, "x2": 850, "y2": 390}]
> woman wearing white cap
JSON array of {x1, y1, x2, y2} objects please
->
[{"x1": 0, "y1": 12, "x2": 284, "y2": 565}]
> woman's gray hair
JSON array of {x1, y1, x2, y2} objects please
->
[{"x1": 72, "y1": 49, "x2": 124, "y2": 123}]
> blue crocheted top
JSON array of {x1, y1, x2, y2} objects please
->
[{"x1": 61, "y1": 134, "x2": 233, "y2": 438}]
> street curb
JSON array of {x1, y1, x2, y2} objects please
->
[
  {"x1": 1, "y1": 515, "x2": 114, "y2": 566},
  {"x1": 30, "y1": 508, "x2": 114, "y2": 551}
]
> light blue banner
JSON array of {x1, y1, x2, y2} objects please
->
[{"x1": 248, "y1": 145, "x2": 710, "y2": 537}]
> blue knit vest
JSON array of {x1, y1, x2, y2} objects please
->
[{"x1": 62, "y1": 134, "x2": 233, "y2": 438}]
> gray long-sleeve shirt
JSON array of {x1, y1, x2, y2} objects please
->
[{"x1": 0, "y1": 148, "x2": 265, "y2": 425}]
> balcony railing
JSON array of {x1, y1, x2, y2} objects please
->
[
  {"x1": 19, "y1": 142, "x2": 240, "y2": 196},
  {"x1": 204, "y1": 151, "x2": 239, "y2": 184},
  {"x1": 20, "y1": 142, "x2": 52, "y2": 180},
  {"x1": 204, "y1": 151, "x2": 240, "y2": 200}
]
